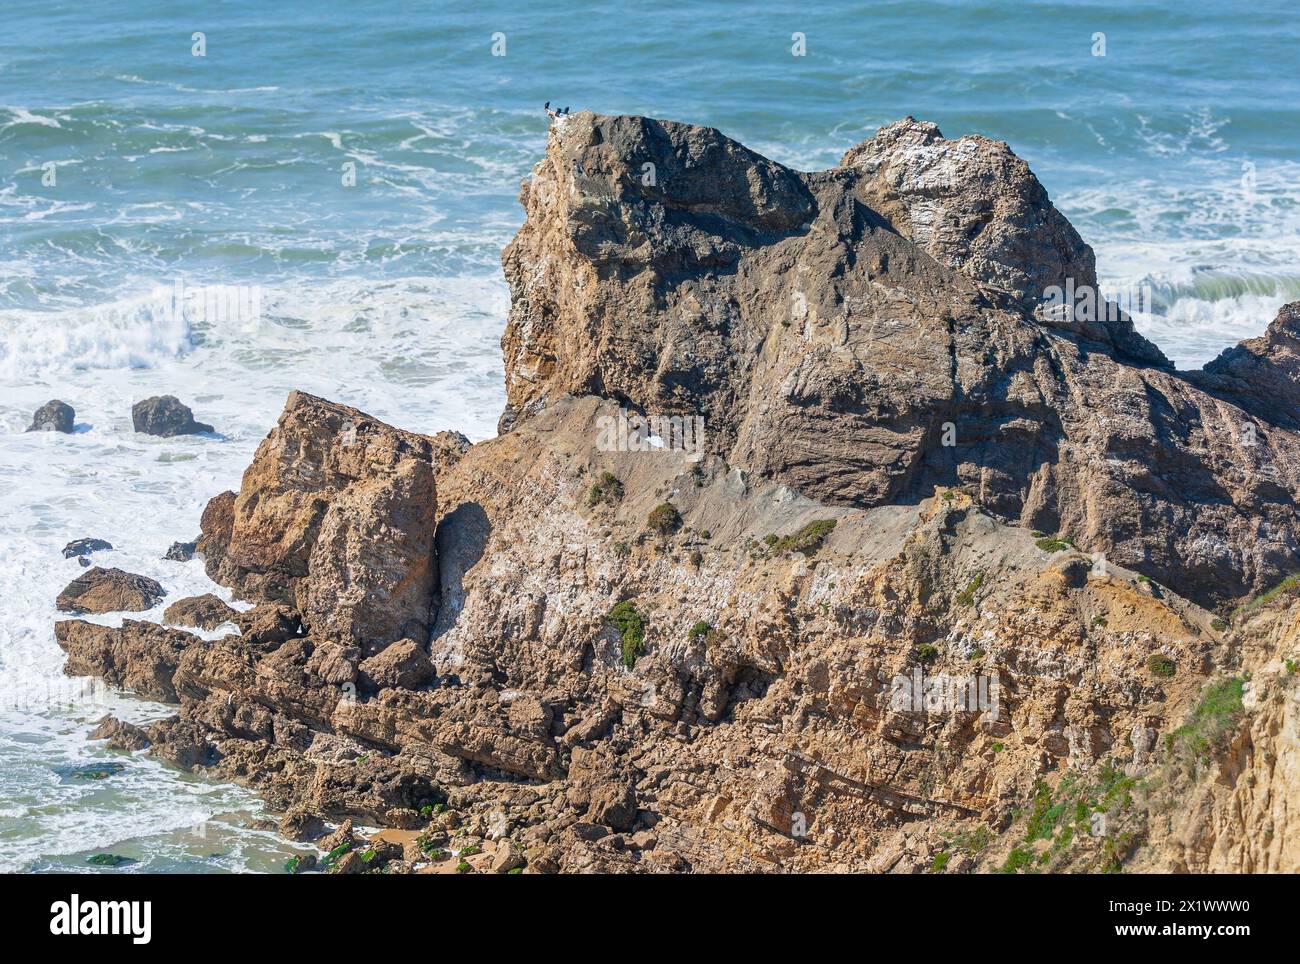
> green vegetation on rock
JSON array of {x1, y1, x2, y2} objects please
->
[
  {"x1": 1034, "y1": 536, "x2": 1074, "y2": 553},
  {"x1": 1235, "y1": 573, "x2": 1300, "y2": 617},
  {"x1": 606, "y1": 601, "x2": 646, "y2": 668},
  {"x1": 1165, "y1": 677, "x2": 1245, "y2": 766},
  {"x1": 688, "y1": 620, "x2": 712, "y2": 644},
  {"x1": 955, "y1": 571, "x2": 984, "y2": 607},
  {"x1": 1147, "y1": 654, "x2": 1176, "y2": 678},
  {"x1": 771, "y1": 519, "x2": 837, "y2": 557}
]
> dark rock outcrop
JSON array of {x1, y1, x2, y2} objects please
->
[
  {"x1": 56, "y1": 567, "x2": 166, "y2": 614},
  {"x1": 131, "y1": 395, "x2": 214, "y2": 436},
  {"x1": 62, "y1": 538, "x2": 112, "y2": 560},
  {"x1": 27, "y1": 399, "x2": 75, "y2": 433},
  {"x1": 164, "y1": 540, "x2": 197, "y2": 561}
]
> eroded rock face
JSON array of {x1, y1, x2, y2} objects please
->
[
  {"x1": 199, "y1": 391, "x2": 439, "y2": 653},
  {"x1": 1193, "y1": 301, "x2": 1300, "y2": 431},
  {"x1": 359, "y1": 639, "x2": 434, "y2": 692},
  {"x1": 55, "y1": 619, "x2": 197, "y2": 701},
  {"x1": 499, "y1": 112, "x2": 1300, "y2": 607},
  {"x1": 27, "y1": 399, "x2": 74, "y2": 433},
  {"x1": 56, "y1": 567, "x2": 165, "y2": 614},
  {"x1": 131, "y1": 395, "x2": 214, "y2": 436}
]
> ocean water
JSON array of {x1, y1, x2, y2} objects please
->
[{"x1": 1, "y1": 0, "x2": 1296, "y2": 872}]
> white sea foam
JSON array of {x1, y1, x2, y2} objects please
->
[{"x1": 0, "y1": 272, "x2": 507, "y2": 871}]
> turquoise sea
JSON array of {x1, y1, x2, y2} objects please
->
[{"x1": 1, "y1": 0, "x2": 1297, "y2": 871}]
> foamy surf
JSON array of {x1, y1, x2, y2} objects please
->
[{"x1": 0, "y1": 271, "x2": 507, "y2": 872}]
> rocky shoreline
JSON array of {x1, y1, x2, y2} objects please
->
[{"x1": 53, "y1": 112, "x2": 1300, "y2": 873}]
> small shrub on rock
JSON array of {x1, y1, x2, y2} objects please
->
[
  {"x1": 588, "y1": 471, "x2": 623, "y2": 507},
  {"x1": 1147, "y1": 655, "x2": 1176, "y2": 678},
  {"x1": 647, "y1": 502, "x2": 681, "y2": 536}
]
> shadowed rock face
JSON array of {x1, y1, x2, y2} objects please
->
[{"x1": 500, "y1": 111, "x2": 1300, "y2": 606}]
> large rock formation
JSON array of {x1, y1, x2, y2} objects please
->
[
  {"x1": 500, "y1": 112, "x2": 1300, "y2": 608},
  {"x1": 198, "y1": 391, "x2": 442, "y2": 653},
  {"x1": 56, "y1": 113, "x2": 1300, "y2": 874}
]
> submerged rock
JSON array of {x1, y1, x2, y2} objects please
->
[
  {"x1": 131, "y1": 395, "x2": 214, "y2": 436},
  {"x1": 27, "y1": 399, "x2": 75, "y2": 433},
  {"x1": 86, "y1": 853, "x2": 133, "y2": 867},
  {"x1": 55, "y1": 567, "x2": 166, "y2": 614}
]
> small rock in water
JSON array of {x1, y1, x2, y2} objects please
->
[
  {"x1": 164, "y1": 540, "x2": 197, "y2": 561},
  {"x1": 284, "y1": 853, "x2": 317, "y2": 874},
  {"x1": 27, "y1": 399, "x2": 75, "y2": 433},
  {"x1": 86, "y1": 853, "x2": 132, "y2": 867},
  {"x1": 56, "y1": 566, "x2": 166, "y2": 614},
  {"x1": 62, "y1": 537, "x2": 112, "y2": 559},
  {"x1": 131, "y1": 395, "x2": 215, "y2": 436}
]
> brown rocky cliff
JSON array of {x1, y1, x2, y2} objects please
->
[{"x1": 57, "y1": 113, "x2": 1300, "y2": 874}]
